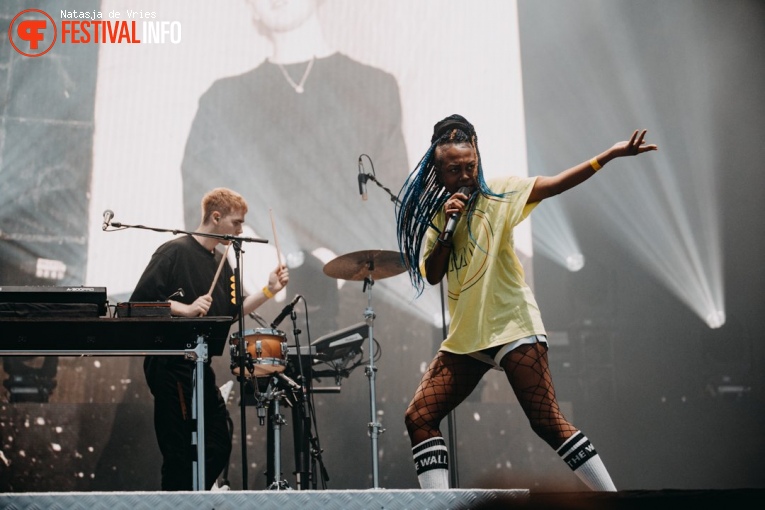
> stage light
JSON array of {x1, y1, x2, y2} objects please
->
[
  {"x1": 700, "y1": 315, "x2": 750, "y2": 398},
  {"x1": 565, "y1": 253, "x2": 585, "y2": 272},
  {"x1": 587, "y1": 148, "x2": 725, "y2": 330},
  {"x1": 705, "y1": 310, "x2": 726, "y2": 329},
  {"x1": 532, "y1": 196, "x2": 585, "y2": 272},
  {"x1": 523, "y1": 5, "x2": 725, "y2": 330}
]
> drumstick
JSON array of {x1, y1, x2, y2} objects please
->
[
  {"x1": 269, "y1": 208, "x2": 283, "y2": 267},
  {"x1": 207, "y1": 242, "x2": 231, "y2": 296}
]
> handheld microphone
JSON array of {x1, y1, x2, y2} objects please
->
[
  {"x1": 102, "y1": 209, "x2": 114, "y2": 231},
  {"x1": 442, "y1": 186, "x2": 473, "y2": 242},
  {"x1": 270, "y1": 294, "x2": 302, "y2": 329}
]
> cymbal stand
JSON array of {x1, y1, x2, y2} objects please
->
[{"x1": 362, "y1": 272, "x2": 385, "y2": 488}]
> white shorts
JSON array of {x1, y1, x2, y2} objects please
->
[{"x1": 468, "y1": 334, "x2": 548, "y2": 370}]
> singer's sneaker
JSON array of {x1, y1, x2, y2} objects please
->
[{"x1": 211, "y1": 481, "x2": 230, "y2": 491}]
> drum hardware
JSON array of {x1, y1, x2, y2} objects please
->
[
  {"x1": 229, "y1": 328, "x2": 289, "y2": 378},
  {"x1": 231, "y1": 313, "x2": 378, "y2": 489},
  {"x1": 236, "y1": 297, "x2": 320, "y2": 490},
  {"x1": 322, "y1": 249, "x2": 405, "y2": 489},
  {"x1": 281, "y1": 298, "x2": 314, "y2": 491},
  {"x1": 249, "y1": 369, "x2": 328, "y2": 491},
  {"x1": 247, "y1": 375, "x2": 292, "y2": 491}
]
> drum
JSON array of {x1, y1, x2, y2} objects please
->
[{"x1": 229, "y1": 328, "x2": 288, "y2": 378}]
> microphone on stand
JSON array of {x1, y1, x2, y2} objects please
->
[
  {"x1": 358, "y1": 156, "x2": 368, "y2": 201},
  {"x1": 270, "y1": 294, "x2": 302, "y2": 329},
  {"x1": 442, "y1": 186, "x2": 473, "y2": 242},
  {"x1": 102, "y1": 209, "x2": 114, "y2": 230},
  {"x1": 358, "y1": 173, "x2": 368, "y2": 201}
]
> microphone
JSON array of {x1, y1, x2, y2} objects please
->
[
  {"x1": 442, "y1": 186, "x2": 473, "y2": 242},
  {"x1": 270, "y1": 294, "x2": 302, "y2": 329},
  {"x1": 102, "y1": 209, "x2": 114, "y2": 230},
  {"x1": 358, "y1": 155, "x2": 368, "y2": 201},
  {"x1": 358, "y1": 172, "x2": 368, "y2": 201}
]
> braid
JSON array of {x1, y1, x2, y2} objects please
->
[
  {"x1": 396, "y1": 115, "x2": 514, "y2": 295},
  {"x1": 396, "y1": 145, "x2": 448, "y2": 294}
]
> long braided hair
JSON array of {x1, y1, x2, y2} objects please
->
[{"x1": 395, "y1": 114, "x2": 511, "y2": 295}]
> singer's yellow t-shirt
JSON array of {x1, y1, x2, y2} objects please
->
[{"x1": 422, "y1": 176, "x2": 546, "y2": 354}]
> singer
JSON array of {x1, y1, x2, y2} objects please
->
[
  {"x1": 395, "y1": 114, "x2": 657, "y2": 491},
  {"x1": 129, "y1": 187, "x2": 289, "y2": 490}
]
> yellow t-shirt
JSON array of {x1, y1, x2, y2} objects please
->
[{"x1": 423, "y1": 176, "x2": 546, "y2": 354}]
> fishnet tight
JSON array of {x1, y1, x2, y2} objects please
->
[{"x1": 405, "y1": 343, "x2": 577, "y2": 450}]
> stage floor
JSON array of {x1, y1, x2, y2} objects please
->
[
  {"x1": 1, "y1": 489, "x2": 523, "y2": 510},
  {"x1": 1, "y1": 488, "x2": 763, "y2": 510}
]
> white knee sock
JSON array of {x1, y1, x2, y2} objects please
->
[
  {"x1": 412, "y1": 437, "x2": 449, "y2": 489},
  {"x1": 556, "y1": 431, "x2": 616, "y2": 491}
]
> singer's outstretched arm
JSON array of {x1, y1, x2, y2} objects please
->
[
  {"x1": 422, "y1": 130, "x2": 657, "y2": 285},
  {"x1": 528, "y1": 129, "x2": 657, "y2": 203}
]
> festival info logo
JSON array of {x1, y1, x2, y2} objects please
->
[
  {"x1": 9, "y1": 9, "x2": 57, "y2": 57},
  {"x1": 8, "y1": 8, "x2": 181, "y2": 57}
]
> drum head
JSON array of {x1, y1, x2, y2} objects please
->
[{"x1": 230, "y1": 327, "x2": 285, "y2": 339}]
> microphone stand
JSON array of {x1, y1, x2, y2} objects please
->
[
  {"x1": 107, "y1": 220, "x2": 268, "y2": 246},
  {"x1": 287, "y1": 307, "x2": 312, "y2": 490},
  {"x1": 364, "y1": 173, "x2": 401, "y2": 206},
  {"x1": 439, "y1": 280, "x2": 460, "y2": 488},
  {"x1": 107, "y1": 218, "x2": 267, "y2": 490},
  {"x1": 231, "y1": 239, "x2": 251, "y2": 490}
]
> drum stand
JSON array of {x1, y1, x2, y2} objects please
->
[
  {"x1": 255, "y1": 375, "x2": 292, "y2": 491},
  {"x1": 363, "y1": 274, "x2": 385, "y2": 489},
  {"x1": 237, "y1": 308, "x2": 323, "y2": 491}
]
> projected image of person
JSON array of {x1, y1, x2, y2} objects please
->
[
  {"x1": 396, "y1": 115, "x2": 657, "y2": 490},
  {"x1": 130, "y1": 188, "x2": 289, "y2": 491},
  {"x1": 180, "y1": 0, "x2": 408, "y2": 336}
]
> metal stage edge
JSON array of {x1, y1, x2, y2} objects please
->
[{"x1": 0, "y1": 488, "x2": 528, "y2": 510}]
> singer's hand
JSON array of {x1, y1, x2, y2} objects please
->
[
  {"x1": 444, "y1": 190, "x2": 470, "y2": 219},
  {"x1": 606, "y1": 129, "x2": 658, "y2": 159}
]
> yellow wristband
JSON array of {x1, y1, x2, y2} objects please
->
[
  {"x1": 590, "y1": 157, "x2": 602, "y2": 172},
  {"x1": 262, "y1": 286, "x2": 274, "y2": 299}
]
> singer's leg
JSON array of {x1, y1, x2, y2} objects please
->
[{"x1": 405, "y1": 351, "x2": 490, "y2": 488}]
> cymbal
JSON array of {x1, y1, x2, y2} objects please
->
[{"x1": 323, "y1": 250, "x2": 406, "y2": 281}]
